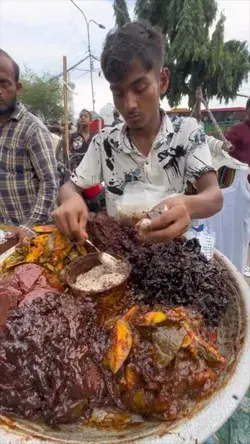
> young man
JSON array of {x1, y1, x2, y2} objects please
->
[
  {"x1": 0, "y1": 50, "x2": 58, "y2": 240},
  {"x1": 52, "y1": 21, "x2": 223, "y2": 243}
]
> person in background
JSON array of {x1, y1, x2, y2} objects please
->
[
  {"x1": 226, "y1": 98, "x2": 250, "y2": 278},
  {"x1": 226, "y1": 98, "x2": 250, "y2": 168},
  {"x1": 52, "y1": 21, "x2": 222, "y2": 242},
  {"x1": 68, "y1": 121, "x2": 76, "y2": 134},
  {"x1": 69, "y1": 109, "x2": 105, "y2": 212},
  {"x1": 47, "y1": 120, "x2": 62, "y2": 151},
  {"x1": 112, "y1": 109, "x2": 123, "y2": 126},
  {"x1": 47, "y1": 122, "x2": 70, "y2": 187},
  {"x1": 69, "y1": 109, "x2": 94, "y2": 171},
  {"x1": 0, "y1": 49, "x2": 58, "y2": 240}
]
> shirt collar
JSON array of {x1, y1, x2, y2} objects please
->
[
  {"x1": 108, "y1": 109, "x2": 174, "y2": 154},
  {"x1": 154, "y1": 111, "x2": 174, "y2": 148},
  {"x1": 0, "y1": 103, "x2": 25, "y2": 129},
  {"x1": 9, "y1": 102, "x2": 26, "y2": 121}
]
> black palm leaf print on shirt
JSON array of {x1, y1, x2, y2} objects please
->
[
  {"x1": 158, "y1": 145, "x2": 187, "y2": 182},
  {"x1": 188, "y1": 128, "x2": 206, "y2": 153},
  {"x1": 173, "y1": 117, "x2": 185, "y2": 134},
  {"x1": 107, "y1": 167, "x2": 142, "y2": 196},
  {"x1": 103, "y1": 137, "x2": 114, "y2": 171}
]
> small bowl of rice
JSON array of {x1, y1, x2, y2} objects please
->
[{"x1": 65, "y1": 253, "x2": 131, "y2": 302}]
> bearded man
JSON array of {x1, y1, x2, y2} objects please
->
[{"x1": 0, "y1": 49, "x2": 58, "y2": 239}]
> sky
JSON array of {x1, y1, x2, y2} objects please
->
[{"x1": 1, "y1": 0, "x2": 250, "y2": 118}]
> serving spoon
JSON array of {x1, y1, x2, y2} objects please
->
[{"x1": 85, "y1": 239, "x2": 119, "y2": 270}]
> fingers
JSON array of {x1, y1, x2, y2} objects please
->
[
  {"x1": 142, "y1": 221, "x2": 189, "y2": 244},
  {"x1": 149, "y1": 208, "x2": 178, "y2": 231},
  {"x1": 52, "y1": 206, "x2": 88, "y2": 241},
  {"x1": 138, "y1": 208, "x2": 178, "y2": 242},
  {"x1": 138, "y1": 207, "x2": 180, "y2": 237},
  {"x1": 138, "y1": 205, "x2": 190, "y2": 244},
  {"x1": 78, "y1": 213, "x2": 88, "y2": 240},
  {"x1": 147, "y1": 203, "x2": 168, "y2": 219},
  {"x1": 66, "y1": 212, "x2": 84, "y2": 241},
  {"x1": 52, "y1": 209, "x2": 71, "y2": 236}
]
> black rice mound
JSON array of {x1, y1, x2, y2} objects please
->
[{"x1": 88, "y1": 213, "x2": 229, "y2": 327}]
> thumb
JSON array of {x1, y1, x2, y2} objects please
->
[
  {"x1": 148, "y1": 203, "x2": 168, "y2": 218},
  {"x1": 163, "y1": 196, "x2": 184, "y2": 210}
]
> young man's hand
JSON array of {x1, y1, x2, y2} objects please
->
[
  {"x1": 138, "y1": 172, "x2": 223, "y2": 244},
  {"x1": 138, "y1": 196, "x2": 191, "y2": 243},
  {"x1": 52, "y1": 193, "x2": 88, "y2": 241}
]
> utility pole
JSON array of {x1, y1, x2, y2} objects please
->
[
  {"x1": 70, "y1": 0, "x2": 105, "y2": 112},
  {"x1": 86, "y1": 22, "x2": 95, "y2": 112},
  {"x1": 63, "y1": 56, "x2": 70, "y2": 156}
]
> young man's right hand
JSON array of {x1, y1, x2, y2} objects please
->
[{"x1": 52, "y1": 193, "x2": 88, "y2": 241}]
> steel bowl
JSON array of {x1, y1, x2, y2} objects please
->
[
  {"x1": 0, "y1": 250, "x2": 249, "y2": 444},
  {"x1": 65, "y1": 252, "x2": 131, "y2": 306}
]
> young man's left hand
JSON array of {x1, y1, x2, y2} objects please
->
[{"x1": 137, "y1": 196, "x2": 191, "y2": 243}]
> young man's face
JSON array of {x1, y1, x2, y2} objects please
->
[{"x1": 109, "y1": 59, "x2": 169, "y2": 131}]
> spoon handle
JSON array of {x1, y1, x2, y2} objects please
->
[{"x1": 85, "y1": 239, "x2": 99, "y2": 252}]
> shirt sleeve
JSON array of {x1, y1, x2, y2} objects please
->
[
  {"x1": 184, "y1": 118, "x2": 216, "y2": 184},
  {"x1": 20, "y1": 125, "x2": 58, "y2": 229},
  {"x1": 70, "y1": 133, "x2": 103, "y2": 189}
]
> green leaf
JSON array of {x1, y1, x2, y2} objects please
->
[{"x1": 152, "y1": 326, "x2": 186, "y2": 367}]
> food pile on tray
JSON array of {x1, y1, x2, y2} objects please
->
[
  {"x1": 0, "y1": 213, "x2": 233, "y2": 427},
  {"x1": 0, "y1": 224, "x2": 87, "y2": 275}
]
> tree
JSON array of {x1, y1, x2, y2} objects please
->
[
  {"x1": 113, "y1": 0, "x2": 130, "y2": 28},
  {"x1": 19, "y1": 68, "x2": 64, "y2": 123},
  {"x1": 113, "y1": 0, "x2": 250, "y2": 107}
]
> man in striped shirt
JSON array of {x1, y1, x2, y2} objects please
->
[{"x1": 0, "y1": 50, "x2": 58, "y2": 239}]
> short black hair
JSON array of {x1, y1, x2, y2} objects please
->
[
  {"x1": 246, "y1": 98, "x2": 250, "y2": 109},
  {"x1": 0, "y1": 49, "x2": 20, "y2": 82},
  {"x1": 101, "y1": 21, "x2": 165, "y2": 83}
]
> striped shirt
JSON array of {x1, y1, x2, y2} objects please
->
[{"x1": 0, "y1": 103, "x2": 58, "y2": 230}]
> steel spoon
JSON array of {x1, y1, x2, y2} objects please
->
[{"x1": 85, "y1": 239, "x2": 119, "y2": 270}]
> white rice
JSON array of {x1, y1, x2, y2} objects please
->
[{"x1": 75, "y1": 264, "x2": 125, "y2": 292}]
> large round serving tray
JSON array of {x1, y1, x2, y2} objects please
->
[{"x1": 0, "y1": 248, "x2": 249, "y2": 444}]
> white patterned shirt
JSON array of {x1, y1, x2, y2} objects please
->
[{"x1": 71, "y1": 113, "x2": 215, "y2": 216}]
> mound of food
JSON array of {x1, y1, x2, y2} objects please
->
[
  {"x1": 0, "y1": 292, "x2": 226, "y2": 426},
  {"x1": 0, "y1": 227, "x2": 87, "y2": 275},
  {"x1": 0, "y1": 263, "x2": 60, "y2": 326},
  {"x1": 110, "y1": 306, "x2": 226, "y2": 421},
  {"x1": 0, "y1": 293, "x2": 108, "y2": 425},
  {"x1": 0, "y1": 213, "x2": 232, "y2": 427},
  {"x1": 87, "y1": 213, "x2": 229, "y2": 326}
]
